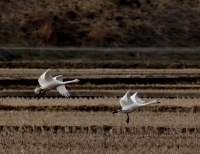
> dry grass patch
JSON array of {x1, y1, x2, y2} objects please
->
[
  {"x1": 0, "y1": 129, "x2": 199, "y2": 153},
  {"x1": 0, "y1": 97, "x2": 118, "y2": 106},
  {"x1": 0, "y1": 96, "x2": 199, "y2": 153},
  {"x1": 89, "y1": 23, "x2": 108, "y2": 45},
  {"x1": 1, "y1": 97, "x2": 200, "y2": 107},
  {"x1": 31, "y1": 21, "x2": 54, "y2": 44},
  {"x1": 1, "y1": 68, "x2": 200, "y2": 79},
  {"x1": 0, "y1": 97, "x2": 200, "y2": 113},
  {"x1": 0, "y1": 111, "x2": 200, "y2": 128}
]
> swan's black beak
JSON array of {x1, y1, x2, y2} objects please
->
[{"x1": 112, "y1": 110, "x2": 118, "y2": 114}]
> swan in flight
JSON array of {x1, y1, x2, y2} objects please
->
[
  {"x1": 113, "y1": 90, "x2": 160, "y2": 123},
  {"x1": 34, "y1": 69, "x2": 79, "y2": 99}
]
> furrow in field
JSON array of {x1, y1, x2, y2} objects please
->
[{"x1": 0, "y1": 68, "x2": 200, "y2": 79}]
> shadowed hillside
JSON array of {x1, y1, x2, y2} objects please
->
[{"x1": 0, "y1": 0, "x2": 200, "y2": 47}]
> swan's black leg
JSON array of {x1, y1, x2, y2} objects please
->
[
  {"x1": 38, "y1": 91, "x2": 46, "y2": 99},
  {"x1": 126, "y1": 113, "x2": 129, "y2": 123},
  {"x1": 37, "y1": 91, "x2": 46, "y2": 100}
]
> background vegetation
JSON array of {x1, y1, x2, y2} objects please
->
[{"x1": 1, "y1": 0, "x2": 200, "y2": 47}]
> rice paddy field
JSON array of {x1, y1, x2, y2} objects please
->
[{"x1": 0, "y1": 68, "x2": 200, "y2": 153}]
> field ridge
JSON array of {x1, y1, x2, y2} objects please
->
[
  {"x1": 1, "y1": 125, "x2": 200, "y2": 135},
  {"x1": 0, "y1": 105, "x2": 200, "y2": 113}
]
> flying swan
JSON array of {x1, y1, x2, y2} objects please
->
[
  {"x1": 113, "y1": 90, "x2": 160, "y2": 123},
  {"x1": 34, "y1": 69, "x2": 79, "y2": 98}
]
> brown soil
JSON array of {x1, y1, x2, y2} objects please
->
[
  {"x1": 0, "y1": 105, "x2": 199, "y2": 113},
  {"x1": 1, "y1": 0, "x2": 200, "y2": 47}
]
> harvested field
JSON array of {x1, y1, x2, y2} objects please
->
[
  {"x1": 1, "y1": 97, "x2": 200, "y2": 107},
  {"x1": 1, "y1": 126, "x2": 200, "y2": 153},
  {"x1": 0, "y1": 97, "x2": 199, "y2": 127},
  {"x1": 1, "y1": 110, "x2": 200, "y2": 127},
  {"x1": 0, "y1": 96, "x2": 200, "y2": 153},
  {"x1": 0, "y1": 97, "x2": 200, "y2": 112},
  {"x1": 0, "y1": 68, "x2": 200, "y2": 153},
  {"x1": 1, "y1": 68, "x2": 200, "y2": 98},
  {"x1": 1, "y1": 68, "x2": 200, "y2": 79}
]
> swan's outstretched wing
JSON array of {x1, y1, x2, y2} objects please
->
[
  {"x1": 38, "y1": 69, "x2": 53, "y2": 86},
  {"x1": 119, "y1": 90, "x2": 133, "y2": 108},
  {"x1": 131, "y1": 92, "x2": 157, "y2": 105},
  {"x1": 54, "y1": 75, "x2": 71, "y2": 97},
  {"x1": 130, "y1": 92, "x2": 145, "y2": 104},
  {"x1": 56, "y1": 85, "x2": 71, "y2": 97},
  {"x1": 54, "y1": 75, "x2": 64, "y2": 82}
]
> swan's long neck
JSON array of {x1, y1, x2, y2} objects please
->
[
  {"x1": 57, "y1": 79, "x2": 78, "y2": 85},
  {"x1": 138, "y1": 100, "x2": 157, "y2": 106},
  {"x1": 63, "y1": 80, "x2": 78, "y2": 84}
]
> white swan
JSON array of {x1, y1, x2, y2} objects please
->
[
  {"x1": 34, "y1": 69, "x2": 79, "y2": 98},
  {"x1": 113, "y1": 90, "x2": 159, "y2": 123}
]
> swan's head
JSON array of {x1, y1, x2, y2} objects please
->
[
  {"x1": 73, "y1": 79, "x2": 80, "y2": 82},
  {"x1": 34, "y1": 87, "x2": 42, "y2": 94}
]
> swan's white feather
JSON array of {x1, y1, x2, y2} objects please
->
[
  {"x1": 119, "y1": 90, "x2": 133, "y2": 108},
  {"x1": 119, "y1": 91, "x2": 158, "y2": 112},
  {"x1": 38, "y1": 69, "x2": 53, "y2": 86},
  {"x1": 35, "y1": 69, "x2": 79, "y2": 97},
  {"x1": 115, "y1": 90, "x2": 159, "y2": 123},
  {"x1": 56, "y1": 85, "x2": 71, "y2": 97},
  {"x1": 130, "y1": 92, "x2": 145, "y2": 104},
  {"x1": 54, "y1": 75, "x2": 71, "y2": 97}
]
